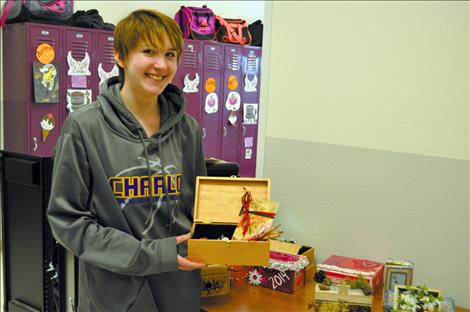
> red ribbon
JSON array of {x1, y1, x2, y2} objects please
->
[
  {"x1": 240, "y1": 190, "x2": 253, "y2": 236},
  {"x1": 239, "y1": 190, "x2": 276, "y2": 237}
]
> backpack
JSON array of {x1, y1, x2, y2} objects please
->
[
  {"x1": 215, "y1": 16, "x2": 252, "y2": 46},
  {"x1": 174, "y1": 5, "x2": 216, "y2": 40},
  {"x1": 0, "y1": 0, "x2": 74, "y2": 28},
  {"x1": 248, "y1": 20, "x2": 263, "y2": 47}
]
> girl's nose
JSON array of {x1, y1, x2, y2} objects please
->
[{"x1": 152, "y1": 56, "x2": 167, "y2": 69}]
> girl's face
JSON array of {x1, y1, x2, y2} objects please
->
[{"x1": 115, "y1": 35, "x2": 178, "y2": 99}]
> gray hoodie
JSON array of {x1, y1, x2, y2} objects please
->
[{"x1": 47, "y1": 77, "x2": 206, "y2": 311}]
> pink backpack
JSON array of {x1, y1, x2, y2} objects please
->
[
  {"x1": 174, "y1": 5, "x2": 216, "y2": 40},
  {"x1": 1, "y1": 0, "x2": 74, "y2": 28}
]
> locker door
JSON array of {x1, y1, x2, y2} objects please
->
[
  {"x1": 173, "y1": 39, "x2": 203, "y2": 123},
  {"x1": 220, "y1": 45, "x2": 243, "y2": 163},
  {"x1": 63, "y1": 27, "x2": 95, "y2": 118},
  {"x1": 239, "y1": 46, "x2": 262, "y2": 177},
  {"x1": 28, "y1": 24, "x2": 62, "y2": 157},
  {"x1": 200, "y1": 42, "x2": 223, "y2": 158},
  {"x1": 94, "y1": 30, "x2": 117, "y2": 99}
]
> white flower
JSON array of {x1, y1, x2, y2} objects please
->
[{"x1": 248, "y1": 269, "x2": 263, "y2": 286}]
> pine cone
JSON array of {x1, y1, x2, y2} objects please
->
[{"x1": 314, "y1": 269, "x2": 327, "y2": 283}]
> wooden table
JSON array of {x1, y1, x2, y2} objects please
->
[{"x1": 202, "y1": 282, "x2": 469, "y2": 312}]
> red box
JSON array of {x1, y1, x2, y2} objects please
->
[
  {"x1": 248, "y1": 251, "x2": 309, "y2": 294},
  {"x1": 317, "y1": 255, "x2": 384, "y2": 294}
]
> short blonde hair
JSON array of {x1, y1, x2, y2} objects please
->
[{"x1": 114, "y1": 9, "x2": 183, "y2": 79}]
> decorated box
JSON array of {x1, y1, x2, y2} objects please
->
[
  {"x1": 187, "y1": 177, "x2": 270, "y2": 266},
  {"x1": 200, "y1": 264, "x2": 230, "y2": 297},
  {"x1": 314, "y1": 283, "x2": 372, "y2": 312},
  {"x1": 270, "y1": 240, "x2": 316, "y2": 284},
  {"x1": 317, "y1": 255, "x2": 384, "y2": 294},
  {"x1": 248, "y1": 250, "x2": 310, "y2": 294}
]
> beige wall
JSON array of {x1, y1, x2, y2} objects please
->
[
  {"x1": 265, "y1": 1, "x2": 469, "y2": 308},
  {"x1": 267, "y1": 1, "x2": 468, "y2": 161}
]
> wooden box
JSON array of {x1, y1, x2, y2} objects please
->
[
  {"x1": 200, "y1": 264, "x2": 230, "y2": 297},
  {"x1": 187, "y1": 177, "x2": 271, "y2": 266},
  {"x1": 315, "y1": 283, "x2": 373, "y2": 312}
]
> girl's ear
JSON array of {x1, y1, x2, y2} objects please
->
[{"x1": 114, "y1": 51, "x2": 125, "y2": 68}]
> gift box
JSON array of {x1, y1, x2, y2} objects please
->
[
  {"x1": 317, "y1": 255, "x2": 384, "y2": 294},
  {"x1": 187, "y1": 177, "x2": 270, "y2": 266},
  {"x1": 270, "y1": 240, "x2": 316, "y2": 284},
  {"x1": 200, "y1": 264, "x2": 230, "y2": 297},
  {"x1": 314, "y1": 282, "x2": 373, "y2": 312},
  {"x1": 248, "y1": 250, "x2": 310, "y2": 294}
]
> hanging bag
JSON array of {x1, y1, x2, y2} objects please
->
[
  {"x1": 174, "y1": 5, "x2": 216, "y2": 40},
  {"x1": 1, "y1": 0, "x2": 74, "y2": 28},
  {"x1": 248, "y1": 20, "x2": 263, "y2": 47},
  {"x1": 215, "y1": 16, "x2": 252, "y2": 46}
]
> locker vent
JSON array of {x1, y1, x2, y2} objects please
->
[
  {"x1": 34, "y1": 38, "x2": 55, "y2": 49},
  {"x1": 206, "y1": 50, "x2": 220, "y2": 71},
  {"x1": 247, "y1": 51, "x2": 258, "y2": 73},
  {"x1": 183, "y1": 50, "x2": 198, "y2": 69},
  {"x1": 103, "y1": 42, "x2": 114, "y2": 63},
  {"x1": 226, "y1": 51, "x2": 240, "y2": 71},
  {"x1": 71, "y1": 41, "x2": 89, "y2": 60}
]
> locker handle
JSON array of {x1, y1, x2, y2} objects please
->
[
  {"x1": 223, "y1": 126, "x2": 227, "y2": 138},
  {"x1": 242, "y1": 125, "x2": 247, "y2": 136},
  {"x1": 33, "y1": 137, "x2": 38, "y2": 151},
  {"x1": 202, "y1": 128, "x2": 206, "y2": 139}
]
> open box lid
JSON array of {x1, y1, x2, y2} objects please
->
[{"x1": 194, "y1": 176, "x2": 270, "y2": 224}]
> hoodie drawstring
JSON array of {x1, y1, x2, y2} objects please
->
[{"x1": 138, "y1": 129, "x2": 178, "y2": 235}]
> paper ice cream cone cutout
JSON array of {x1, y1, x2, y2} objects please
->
[
  {"x1": 42, "y1": 129, "x2": 51, "y2": 142},
  {"x1": 40, "y1": 113, "x2": 56, "y2": 142}
]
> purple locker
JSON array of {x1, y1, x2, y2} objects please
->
[
  {"x1": 220, "y1": 45, "x2": 243, "y2": 163},
  {"x1": 62, "y1": 27, "x2": 95, "y2": 117},
  {"x1": 239, "y1": 46, "x2": 262, "y2": 177},
  {"x1": 3, "y1": 23, "x2": 63, "y2": 157},
  {"x1": 173, "y1": 39, "x2": 203, "y2": 123},
  {"x1": 94, "y1": 30, "x2": 116, "y2": 100},
  {"x1": 200, "y1": 42, "x2": 224, "y2": 159}
]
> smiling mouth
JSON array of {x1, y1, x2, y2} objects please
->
[{"x1": 146, "y1": 73, "x2": 164, "y2": 81}]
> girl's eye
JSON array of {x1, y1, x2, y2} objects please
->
[
  {"x1": 166, "y1": 51, "x2": 176, "y2": 58},
  {"x1": 143, "y1": 49, "x2": 154, "y2": 55}
]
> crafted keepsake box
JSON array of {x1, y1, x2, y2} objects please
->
[
  {"x1": 200, "y1": 264, "x2": 230, "y2": 297},
  {"x1": 187, "y1": 177, "x2": 271, "y2": 266},
  {"x1": 314, "y1": 283, "x2": 373, "y2": 312},
  {"x1": 249, "y1": 250, "x2": 310, "y2": 294}
]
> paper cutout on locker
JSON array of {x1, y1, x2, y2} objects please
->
[
  {"x1": 243, "y1": 103, "x2": 258, "y2": 124},
  {"x1": 228, "y1": 111, "x2": 237, "y2": 126},
  {"x1": 183, "y1": 73, "x2": 200, "y2": 93},
  {"x1": 33, "y1": 62, "x2": 59, "y2": 103},
  {"x1": 244, "y1": 137, "x2": 254, "y2": 148},
  {"x1": 67, "y1": 89, "x2": 92, "y2": 114},
  {"x1": 35, "y1": 43, "x2": 55, "y2": 64},
  {"x1": 225, "y1": 91, "x2": 241, "y2": 111},
  {"x1": 98, "y1": 63, "x2": 119, "y2": 85},
  {"x1": 40, "y1": 113, "x2": 56, "y2": 142},
  {"x1": 245, "y1": 148, "x2": 253, "y2": 159},
  {"x1": 228, "y1": 75, "x2": 238, "y2": 91},
  {"x1": 205, "y1": 92, "x2": 218, "y2": 114},
  {"x1": 71, "y1": 75, "x2": 87, "y2": 88},
  {"x1": 205, "y1": 77, "x2": 216, "y2": 93},
  {"x1": 67, "y1": 51, "x2": 91, "y2": 76},
  {"x1": 244, "y1": 74, "x2": 258, "y2": 92}
]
